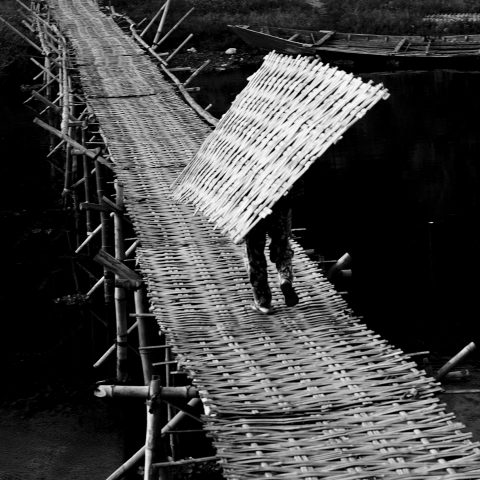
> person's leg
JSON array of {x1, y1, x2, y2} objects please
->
[
  {"x1": 268, "y1": 202, "x2": 299, "y2": 307},
  {"x1": 244, "y1": 221, "x2": 272, "y2": 314}
]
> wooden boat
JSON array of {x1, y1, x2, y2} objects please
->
[{"x1": 228, "y1": 25, "x2": 480, "y2": 66}]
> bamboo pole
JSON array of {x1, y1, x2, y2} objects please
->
[
  {"x1": 75, "y1": 223, "x2": 102, "y2": 254},
  {"x1": 31, "y1": 57, "x2": 60, "y2": 83},
  {"x1": 114, "y1": 181, "x2": 128, "y2": 383},
  {"x1": 140, "y1": 2, "x2": 166, "y2": 38},
  {"x1": 81, "y1": 126, "x2": 93, "y2": 236},
  {"x1": 153, "y1": 7, "x2": 194, "y2": 50},
  {"x1": 165, "y1": 34, "x2": 193, "y2": 63},
  {"x1": 93, "y1": 321, "x2": 138, "y2": 368},
  {"x1": 435, "y1": 342, "x2": 476, "y2": 380},
  {"x1": 95, "y1": 385, "x2": 199, "y2": 401},
  {"x1": 129, "y1": 25, "x2": 168, "y2": 66},
  {"x1": 145, "y1": 376, "x2": 166, "y2": 480},
  {"x1": 153, "y1": 456, "x2": 218, "y2": 469},
  {"x1": 104, "y1": 398, "x2": 202, "y2": 480},
  {"x1": 183, "y1": 60, "x2": 210, "y2": 88},
  {"x1": 94, "y1": 155, "x2": 115, "y2": 306},
  {"x1": 135, "y1": 287, "x2": 153, "y2": 384},
  {"x1": 152, "y1": 0, "x2": 171, "y2": 46},
  {"x1": 33, "y1": 118, "x2": 112, "y2": 166},
  {"x1": 86, "y1": 240, "x2": 139, "y2": 298},
  {"x1": 105, "y1": 446, "x2": 145, "y2": 480}
]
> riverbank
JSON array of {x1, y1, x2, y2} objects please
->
[{"x1": 111, "y1": 0, "x2": 480, "y2": 54}]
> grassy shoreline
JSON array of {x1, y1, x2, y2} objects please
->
[{"x1": 111, "y1": 0, "x2": 480, "y2": 52}]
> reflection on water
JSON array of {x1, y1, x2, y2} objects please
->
[{"x1": 194, "y1": 67, "x2": 480, "y2": 353}]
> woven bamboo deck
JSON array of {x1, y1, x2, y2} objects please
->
[{"x1": 47, "y1": 1, "x2": 480, "y2": 478}]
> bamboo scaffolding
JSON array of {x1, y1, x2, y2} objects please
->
[
  {"x1": 104, "y1": 398, "x2": 203, "y2": 480},
  {"x1": 33, "y1": 118, "x2": 111, "y2": 167},
  {"x1": 165, "y1": 33, "x2": 193, "y2": 63},
  {"x1": 140, "y1": 2, "x2": 166, "y2": 38},
  {"x1": 153, "y1": 7, "x2": 194, "y2": 50},
  {"x1": 152, "y1": 0, "x2": 170, "y2": 46},
  {"x1": 30, "y1": 57, "x2": 60, "y2": 83}
]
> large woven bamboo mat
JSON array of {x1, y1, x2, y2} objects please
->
[
  {"x1": 47, "y1": 1, "x2": 480, "y2": 478},
  {"x1": 173, "y1": 52, "x2": 389, "y2": 244}
]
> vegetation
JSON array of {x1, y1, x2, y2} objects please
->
[
  {"x1": 111, "y1": 0, "x2": 324, "y2": 48},
  {"x1": 324, "y1": 0, "x2": 480, "y2": 35},
  {"x1": 0, "y1": 1, "x2": 29, "y2": 75},
  {"x1": 110, "y1": 0, "x2": 480, "y2": 51}
]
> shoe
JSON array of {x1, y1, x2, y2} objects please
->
[
  {"x1": 251, "y1": 300, "x2": 273, "y2": 315},
  {"x1": 280, "y1": 280, "x2": 299, "y2": 307}
]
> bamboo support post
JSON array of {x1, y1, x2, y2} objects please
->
[
  {"x1": 183, "y1": 60, "x2": 210, "y2": 88},
  {"x1": 94, "y1": 155, "x2": 115, "y2": 306},
  {"x1": 140, "y1": 2, "x2": 166, "y2": 38},
  {"x1": 135, "y1": 287, "x2": 153, "y2": 384},
  {"x1": 145, "y1": 376, "x2": 165, "y2": 480},
  {"x1": 435, "y1": 342, "x2": 476, "y2": 380},
  {"x1": 152, "y1": 0, "x2": 170, "y2": 46},
  {"x1": 129, "y1": 25, "x2": 167, "y2": 66},
  {"x1": 113, "y1": 181, "x2": 128, "y2": 382},
  {"x1": 153, "y1": 7, "x2": 194, "y2": 50},
  {"x1": 81, "y1": 126, "x2": 93, "y2": 235},
  {"x1": 103, "y1": 398, "x2": 202, "y2": 480},
  {"x1": 165, "y1": 34, "x2": 193, "y2": 63}
]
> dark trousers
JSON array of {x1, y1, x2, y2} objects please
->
[{"x1": 244, "y1": 199, "x2": 294, "y2": 306}]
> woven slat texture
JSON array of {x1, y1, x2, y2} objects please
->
[
  {"x1": 46, "y1": 1, "x2": 480, "y2": 478},
  {"x1": 173, "y1": 53, "x2": 389, "y2": 244}
]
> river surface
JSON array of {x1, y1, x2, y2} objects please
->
[{"x1": 194, "y1": 66, "x2": 480, "y2": 356}]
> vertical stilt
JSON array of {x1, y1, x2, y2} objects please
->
[
  {"x1": 81, "y1": 126, "x2": 93, "y2": 237},
  {"x1": 145, "y1": 376, "x2": 167, "y2": 480},
  {"x1": 114, "y1": 181, "x2": 128, "y2": 383},
  {"x1": 95, "y1": 158, "x2": 114, "y2": 304},
  {"x1": 135, "y1": 288, "x2": 153, "y2": 385}
]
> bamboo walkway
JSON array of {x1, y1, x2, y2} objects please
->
[{"x1": 46, "y1": 0, "x2": 480, "y2": 478}]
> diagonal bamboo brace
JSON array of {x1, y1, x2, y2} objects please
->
[
  {"x1": 33, "y1": 117, "x2": 112, "y2": 168},
  {"x1": 94, "y1": 249, "x2": 143, "y2": 289}
]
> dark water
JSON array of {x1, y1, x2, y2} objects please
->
[
  {"x1": 0, "y1": 60, "x2": 126, "y2": 479},
  {"x1": 194, "y1": 67, "x2": 480, "y2": 355}
]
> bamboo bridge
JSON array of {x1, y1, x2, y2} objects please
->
[{"x1": 7, "y1": 0, "x2": 480, "y2": 479}]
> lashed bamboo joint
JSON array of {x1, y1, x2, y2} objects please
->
[
  {"x1": 23, "y1": 0, "x2": 480, "y2": 478},
  {"x1": 173, "y1": 52, "x2": 389, "y2": 244}
]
